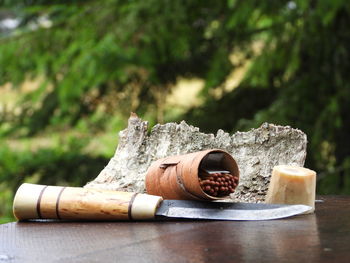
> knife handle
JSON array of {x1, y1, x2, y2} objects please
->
[{"x1": 13, "y1": 183, "x2": 163, "y2": 221}]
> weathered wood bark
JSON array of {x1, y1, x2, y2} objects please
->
[{"x1": 85, "y1": 114, "x2": 307, "y2": 203}]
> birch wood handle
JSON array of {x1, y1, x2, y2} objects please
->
[{"x1": 13, "y1": 183, "x2": 163, "y2": 221}]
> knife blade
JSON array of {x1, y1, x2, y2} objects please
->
[
  {"x1": 13, "y1": 183, "x2": 312, "y2": 221},
  {"x1": 155, "y1": 200, "x2": 312, "y2": 220}
]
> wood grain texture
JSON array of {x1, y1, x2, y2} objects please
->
[
  {"x1": 57, "y1": 187, "x2": 134, "y2": 220},
  {"x1": 13, "y1": 183, "x2": 140, "y2": 220},
  {"x1": 1, "y1": 196, "x2": 350, "y2": 263},
  {"x1": 13, "y1": 184, "x2": 163, "y2": 221},
  {"x1": 40, "y1": 186, "x2": 64, "y2": 219}
]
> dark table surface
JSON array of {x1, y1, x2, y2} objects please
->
[{"x1": 1, "y1": 196, "x2": 350, "y2": 263}]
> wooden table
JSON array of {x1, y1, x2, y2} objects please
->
[{"x1": 1, "y1": 196, "x2": 349, "y2": 263}]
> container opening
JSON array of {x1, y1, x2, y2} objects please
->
[
  {"x1": 198, "y1": 152, "x2": 239, "y2": 198},
  {"x1": 200, "y1": 152, "x2": 229, "y2": 174}
]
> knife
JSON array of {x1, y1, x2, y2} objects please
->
[{"x1": 13, "y1": 183, "x2": 311, "y2": 221}]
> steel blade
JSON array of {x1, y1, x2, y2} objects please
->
[{"x1": 155, "y1": 200, "x2": 312, "y2": 221}]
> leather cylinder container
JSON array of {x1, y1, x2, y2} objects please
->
[{"x1": 145, "y1": 149, "x2": 239, "y2": 201}]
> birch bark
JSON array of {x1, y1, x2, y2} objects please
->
[{"x1": 85, "y1": 113, "x2": 307, "y2": 203}]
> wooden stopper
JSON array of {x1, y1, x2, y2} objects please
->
[
  {"x1": 265, "y1": 165, "x2": 316, "y2": 213},
  {"x1": 13, "y1": 183, "x2": 163, "y2": 221}
]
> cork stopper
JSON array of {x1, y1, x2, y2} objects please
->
[{"x1": 265, "y1": 165, "x2": 316, "y2": 213}]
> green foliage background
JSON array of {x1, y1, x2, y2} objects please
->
[{"x1": 1, "y1": 0, "x2": 350, "y2": 223}]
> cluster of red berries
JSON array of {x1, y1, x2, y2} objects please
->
[{"x1": 199, "y1": 171, "x2": 238, "y2": 197}]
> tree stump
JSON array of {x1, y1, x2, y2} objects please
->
[{"x1": 85, "y1": 113, "x2": 307, "y2": 203}]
